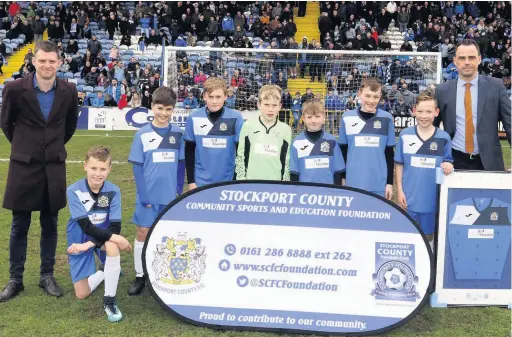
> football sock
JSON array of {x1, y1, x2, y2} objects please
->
[
  {"x1": 104, "y1": 255, "x2": 121, "y2": 297},
  {"x1": 87, "y1": 270, "x2": 104, "y2": 293},
  {"x1": 134, "y1": 240, "x2": 144, "y2": 277}
]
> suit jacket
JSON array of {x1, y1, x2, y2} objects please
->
[
  {"x1": 435, "y1": 75, "x2": 511, "y2": 171},
  {"x1": 1, "y1": 73, "x2": 78, "y2": 211}
]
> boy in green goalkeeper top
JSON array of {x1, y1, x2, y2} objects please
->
[{"x1": 236, "y1": 85, "x2": 292, "y2": 181}]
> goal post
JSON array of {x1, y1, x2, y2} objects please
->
[{"x1": 164, "y1": 46, "x2": 442, "y2": 135}]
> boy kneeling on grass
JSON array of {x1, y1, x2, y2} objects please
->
[{"x1": 66, "y1": 146, "x2": 132, "y2": 322}]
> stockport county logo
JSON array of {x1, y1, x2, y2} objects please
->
[{"x1": 372, "y1": 261, "x2": 419, "y2": 301}]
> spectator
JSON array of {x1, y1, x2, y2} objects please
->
[
  {"x1": 379, "y1": 35, "x2": 392, "y2": 50},
  {"x1": 120, "y1": 34, "x2": 131, "y2": 47},
  {"x1": 106, "y1": 78, "x2": 125, "y2": 102},
  {"x1": 140, "y1": 14, "x2": 151, "y2": 38},
  {"x1": 222, "y1": 12, "x2": 234, "y2": 37},
  {"x1": 85, "y1": 66, "x2": 99, "y2": 86},
  {"x1": 376, "y1": 8, "x2": 392, "y2": 34},
  {"x1": 318, "y1": 12, "x2": 332, "y2": 43},
  {"x1": 397, "y1": 7, "x2": 410, "y2": 33},
  {"x1": 97, "y1": 72, "x2": 108, "y2": 87},
  {"x1": 24, "y1": 48, "x2": 34, "y2": 62},
  {"x1": 91, "y1": 91, "x2": 105, "y2": 107},
  {"x1": 301, "y1": 88, "x2": 314, "y2": 103},
  {"x1": 194, "y1": 70, "x2": 207, "y2": 85},
  {"x1": 32, "y1": 15, "x2": 45, "y2": 43},
  {"x1": 66, "y1": 40, "x2": 78, "y2": 55},
  {"x1": 141, "y1": 90, "x2": 152, "y2": 108},
  {"x1": 19, "y1": 58, "x2": 35, "y2": 77},
  {"x1": 87, "y1": 35, "x2": 102, "y2": 58},
  {"x1": 275, "y1": 71, "x2": 288, "y2": 89},
  {"x1": 103, "y1": 93, "x2": 118, "y2": 107},
  {"x1": 183, "y1": 92, "x2": 198, "y2": 109},
  {"x1": 392, "y1": 96, "x2": 412, "y2": 116},
  {"x1": 400, "y1": 40, "x2": 413, "y2": 52},
  {"x1": 398, "y1": 83, "x2": 415, "y2": 107},
  {"x1": 130, "y1": 92, "x2": 142, "y2": 108},
  {"x1": 109, "y1": 45, "x2": 118, "y2": 62}
]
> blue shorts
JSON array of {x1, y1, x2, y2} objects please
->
[
  {"x1": 132, "y1": 203, "x2": 166, "y2": 228},
  {"x1": 68, "y1": 248, "x2": 106, "y2": 284},
  {"x1": 407, "y1": 210, "x2": 436, "y2": 235}
]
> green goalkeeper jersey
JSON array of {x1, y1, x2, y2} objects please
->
[{"x1": 235, "y1": 116, "x2": 292, "y2": 181}]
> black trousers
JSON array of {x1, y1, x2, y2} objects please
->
[
  {"x1": 9, "y1": 185, "x2": 59, "y2": 281},
  {"x1": 452, "y1": 149, "x2": 485, "y2": 171}
]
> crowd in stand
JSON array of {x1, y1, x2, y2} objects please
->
[{"x1": 0, "y1": 1, "x2": 510, "y2": 124}]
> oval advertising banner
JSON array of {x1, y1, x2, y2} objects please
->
[{"x1": 143, "y1": 182, "x2": 433, "y2": 335}]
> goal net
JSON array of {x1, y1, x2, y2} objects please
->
[{"x1": 164, "y1": 46, "x2": 442, "y2": 135}]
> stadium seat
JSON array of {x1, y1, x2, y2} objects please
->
[
  {"x1": 93, "y1": 86, "x2": 104, "y2": 92},
  {"x1": 83, "y1": 86, "x2": 94, "y2": 93},
  {"x1": 2, "y1": 38, "x2": 10, "y2": 44},
  {"x1": 4, "y1": 78, "x2": 14, "y2": 83},
  {"x1": 73, "y1": 72, "x2": 81, "y2": 78},
  {"x1": 77, "y1": 84, "x2": 84, "y2": 92},
  {"x1": 64, "y1": 72, "x2": 74, "y2": 79},
  {"x1": 139, "y1": 56, "x2": 149, "y2": 62},
  {"x1": 77, "y1": 79, "x2": 86, "y2": 85}
]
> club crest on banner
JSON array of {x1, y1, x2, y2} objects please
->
[
  {"x1": 151, "y1": 233, "x2": 206, "y2": 289},
  {"x1": 372, "y1": 242, "x2": 420, "y2": 301}
]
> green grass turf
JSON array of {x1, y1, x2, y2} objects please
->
[{"x1": 0, "y1": 131, "x2": 509, "y2": 337}]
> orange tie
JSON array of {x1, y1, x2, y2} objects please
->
[{"x1": 464, "y1": 83, "x2": 475, "y2": 154}]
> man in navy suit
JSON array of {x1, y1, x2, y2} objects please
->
[{"x1": 435, "y1": 39, "x2": 511, "y2": 171}]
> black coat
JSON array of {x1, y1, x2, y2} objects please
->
[{"x1": 0, "y1": 74, "x2": 78, "y2": 211}]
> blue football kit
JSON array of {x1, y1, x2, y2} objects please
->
[
  {"x1": 394, "y1": 126, "x2": 453, "y2": 234},
  {"x1": 66, "y1": 179, "x2": 121, "y2": 283},
  {"x1": 338, "y1": 108, "x2": 395, "y2": 195},
  {"x1": 184, "y1": 107, "x2": 244, "y2": 186},
  {"x1": 290, "y1": 131, "x2": 345, "y2": 184},
  {"x1": 129, "y1": 123, "x2": 185, "y2": 227}
]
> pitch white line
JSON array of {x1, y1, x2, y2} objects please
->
[{"x1": 0, "y1": 158, "x2": 129, "y2": 164}]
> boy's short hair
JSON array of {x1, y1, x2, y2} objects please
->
[
  {"x1": 152, "y1": 86, "x2": 177, "y2": 106},
  {"x1": 415, "y1": 89, "x2": 437, "y2": 108},
  {"x1": 203, "y1": 77, "x2": 228, "y2": 95},
  {"x1": 302, "y1": 98, "x2": 325, "y2": 116},
  {"x1": 85, "y1": 146, "x2": 111, "y2": 164},
  {"x1": 258, "y1": 84, "x2": 282, "y2": 103},
  {"x1": 359, "y1": 77, "x2": 382, "y2": 92}
]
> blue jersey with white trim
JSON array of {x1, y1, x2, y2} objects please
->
[
  {"x1": 184, "y1": 107, "x2": 244, "y2": 186},
  {"x1": 395, "y1": 126, "x2": 453, "y2": 213},
  {"x1": 66, "y1": 179, "x2": 121, "y2": 246},
  {"x1": 128, "y1": 123, "x2": 185, "y2": 205},
  {"x1": 338, "y1": 108, "x2": 395, "y2": 193},
  {"x1": 290, "y1": 131, "x2": 345, "y2": 184}
]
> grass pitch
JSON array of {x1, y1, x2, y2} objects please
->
[{"x1": 0, "y1": 131, "x2": 509, "y2": 337}]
